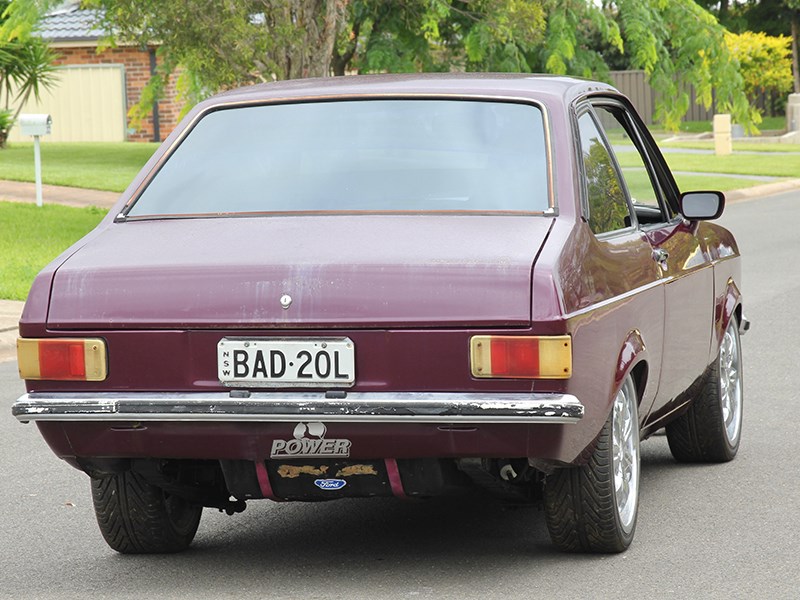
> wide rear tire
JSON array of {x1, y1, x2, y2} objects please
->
[
  {"x1": 91, "y1": 471, "x2": 202, "y2": 554},
  {"x1": 666, "y1": 317, "x2": 743, "y2": 463},
  {"x1": 544, "y1": 375, "x2": 640, "y2": 553}
]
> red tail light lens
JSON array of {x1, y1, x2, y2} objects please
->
[
  {"x1": 470, "y1": 335, "x2": 571, "y2": 379},
  {"x1": 17, "y1": 338, "x2": 107, "y2": 381}
]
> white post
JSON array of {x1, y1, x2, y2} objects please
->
[
  {"x1": 713, "y1": 114, "x2": 732, "y2": 156},
  {"x1": 787, "y1": 94, "x2": 800, "y2": 132},
  {"x1": 33, "y1": 135, "x2": 43, "y2": 207}
]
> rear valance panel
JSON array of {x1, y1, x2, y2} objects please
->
[{"x1": 23, "y1": 328, "x2": 570, "y2": 395}]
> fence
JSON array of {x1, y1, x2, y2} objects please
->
[
  {"x1": 610, "y1": 70, "x2": 782, "y2": 126},
  {"x1": 609, "y1": 70, "x2": 716, "y2": 125}
]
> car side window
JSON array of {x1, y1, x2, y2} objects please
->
[
  {"x1": 591, "y1": 104, "x2": 673, "y2": 225},
  {"x1": 577, "y1": 112, "x2": 631, "y2": 235}
]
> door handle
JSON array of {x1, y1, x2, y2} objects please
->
[{"x1": 652, "y1": 248, "x2": 669, "y2": 270}]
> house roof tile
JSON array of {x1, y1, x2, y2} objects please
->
[{"x1": 37, "y1": 3, "x2": 107, "y2": 43}]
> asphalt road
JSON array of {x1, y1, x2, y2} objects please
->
[{"x1": 1, "y1": 191, "x2": 799, "y2": 599}]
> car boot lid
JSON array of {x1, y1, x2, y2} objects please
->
[{"x1": 45, "y1": 215, "x2": 554, "y2": 330}]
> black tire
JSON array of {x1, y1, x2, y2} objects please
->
[
  {"x1": 91, "y1": 471, "x2": 202, "y2": 554},
  {"x1": 666, "y1": 317, "x2": 743, "y2": 463},
  {"x1": 544, "y1": 375, "x2": 640, "y2": 553}
]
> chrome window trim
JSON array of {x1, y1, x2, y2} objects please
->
[{"x1": 119, "y1": 94, "x2": 557, "y2": 221}]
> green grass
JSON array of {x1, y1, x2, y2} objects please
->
[
  {"x1": 757, "y1": 116, "x2": 788, "y2": 132},
  {"x1": 0, "y1": 201, "x2": 107, "y2": 300},
  {"x1": 672, "y1": 173, "x2": 776, "y2": 192},
  {"x1": 662, "y1": 116, "x2": 788, "y2": 134},
  {"x1": 662, "y1": 153, "x2": 800, "y2": 178},
  {"x1": 617, "y1": 150, "x2": 800, "y2": 178},
  {"x1": 661, "y1": 141, "x2": 800, "y2": 153},
  {"x1": 2, "y1": 137, "x2": 796, "y2": 198},
  {"x1": 675, "y1": 121, "x2": 714, "y2": 134},
  {"x1": 623, "y1": 169, "x2": 767, "y2": 199},
  {"x1": 0, "y1": 142, "x2": 158, "y2": 192},
  {"x1": 621, "y1": 169, "x2": 767, "y2": 199}
]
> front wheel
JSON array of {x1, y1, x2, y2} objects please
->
[
  {"x1": 544, "y1": 374, "x2": 640, "y2": 553},
  {"x1": 91, "y1": 471, "x2": 202, "y2": 554},
  {"x1": 666, "y1": 316, "x2": 743, "y2": 463}
]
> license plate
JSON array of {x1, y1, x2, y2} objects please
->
[{"x1": 217, "y1": 338, "x2": 355, "y2": 387}]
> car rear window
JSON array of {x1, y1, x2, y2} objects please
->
[{"x1": 126, "y1": 99, "x2": 550, "y2": 217}]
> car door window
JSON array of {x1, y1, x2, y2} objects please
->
[
  {"x1": 591, "y1": 104, "x2": 674, "y2": 225},
  {"x1": 577, "y1": 111, "x2": 631, "y2": 235}
]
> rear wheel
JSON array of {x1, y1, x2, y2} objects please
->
[
  {"x1": 544, "y1": 374, "x2": 640, "y2": 553},
  {"x1": 666, "y1": 317, "x2": 743, "y2": 463},
  {"x1": 91, "y1": 471, "x2": 202, "y2": 554}
]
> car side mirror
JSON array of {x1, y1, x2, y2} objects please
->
[{"x1": 679, "y1": 191, "x2": 725, "y2": 221}]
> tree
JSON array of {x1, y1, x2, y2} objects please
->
[
  {"x1": 538, "y1": 0, "x2": 759, "y2": 131},
  {"x1": 788, "y1": 0, "x2": 800, "y2": 92},
  {"x1": 3, "y1": 0, "x2": 759, "y2": 131},
  {"x1": 0, "y1": 0, "x2": 59, "y2": 147},
  {"x1": 726, "y1": 31, "x2": 793, "y2": 104},
  {"x1": 584, "y1": 140, "x2": 628, "y2": 234},
  {"x1": 733, "y1": 0, "x2": 800, "y2": 94},
  {"x1": 698, "y1": 0, "x2": 800, "y2": 93},
  {"x1": 91, "y1": 1, "x2": 348, "y2": 84},
  {"x1": 327, "y1": 0, "x2": 547, "y2": 75}
]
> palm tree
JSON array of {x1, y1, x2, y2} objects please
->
[{"x1": 0, "y1": 38, "x2": 59, "y2": 147}]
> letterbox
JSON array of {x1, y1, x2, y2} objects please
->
[{"x1": 19, "y1": 114, "x2": 52, "y2": 137}]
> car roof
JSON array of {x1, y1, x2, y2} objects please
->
[{"x1": 208, "y1": 73, "x2": 619, "y2": 108}]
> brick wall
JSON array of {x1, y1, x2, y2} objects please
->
[{"x1": 52, "y1": 45, "x2": 182, "y2": 142}]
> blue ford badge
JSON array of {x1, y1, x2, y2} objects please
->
[{"x1": 314, "y1": 479, "x2": 347, "y2": 490}]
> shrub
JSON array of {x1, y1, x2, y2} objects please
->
[{"x1": 0, "y1": 108, "x2": 14, "y2": 148}]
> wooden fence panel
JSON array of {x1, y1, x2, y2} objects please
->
[
  {"x1": 609, "y1": 70, "x2": 717, "y2": 125},
  {"x1": 609, "y1": 70, "x2": 655, "y2": 125}
]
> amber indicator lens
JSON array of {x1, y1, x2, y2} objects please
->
[
  {"x1": 470, "y1": 335, "x2": 571, "y2": 379},
  {"x1": 17, "y1": 338, "x2": 108, "y2": 381}
]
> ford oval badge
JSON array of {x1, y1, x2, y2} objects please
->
[{"x1": 314, "y1": 478, "x2": 347, "y2": 490}]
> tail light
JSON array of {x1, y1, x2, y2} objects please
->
[
  {"x1": 17, "y1": 338, "x2": 107, "y2": 381},
  {"x1": 470, "y1": 335, "x2": 571, "y2": 379}
]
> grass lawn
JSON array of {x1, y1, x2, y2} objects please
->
[
  {"x1": 660, "y1": 152, "x2": 800, "y2": 178},
  {"x1": 665, "y1": 116, "x2": 787, "y2": 134},
  {"x1": 616, "y1": 149, "x2": 800, "y2": 178},
  {"x1": 0, "y1": 201, "x2": 107, "y2": 300},
  {"x1": 0, "y1": 142, "x2": 158, "y2": 192},
  {"x1": 671, "y1": 173, "x2": 775, "y2": 192},
  {"x1": 1, "y1": 138, "x2": 796, "y2": 196},
  {"x1": 622, "y1": 169, "x2": 768, "y2": 199},
  {"x1": 661, "y1": 141, "x2": 800, "y2": 153},
  {"x1": 0, "y1": 136, "x2": 794, "y2": 301}
]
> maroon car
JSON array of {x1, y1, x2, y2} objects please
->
[{"x1": 13, "y1": 74, "x2": 746, "y2": 554}]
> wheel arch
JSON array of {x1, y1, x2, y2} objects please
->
[
  {"x1": 716, "y1": 277, "x2": 743, "y2": 350},
  {"x1": 614, "y1": 329, "x2": 649, "y2": 409},
  {"x1": 629, "y1": 360, "x2": 649, "y2": 406}
]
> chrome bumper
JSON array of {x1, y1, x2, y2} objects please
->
[{"x1": 13, "y1": 391, "x2": 583, "y2": 424}]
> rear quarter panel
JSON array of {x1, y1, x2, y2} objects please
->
[
  {"x1": 706, "y1": 222, "x2": 742, "y2": 350},
  {"x1": 532, "y1": 218, "x2": 665, "y2": 460}
]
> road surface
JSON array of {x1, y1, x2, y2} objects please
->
[{"x1": 1, "y1": 190, "x2": 798, "y2": 599}]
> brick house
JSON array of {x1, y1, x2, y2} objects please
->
[{"x1": 38, "y1": 3, "x2": 182, "y2": 142}]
